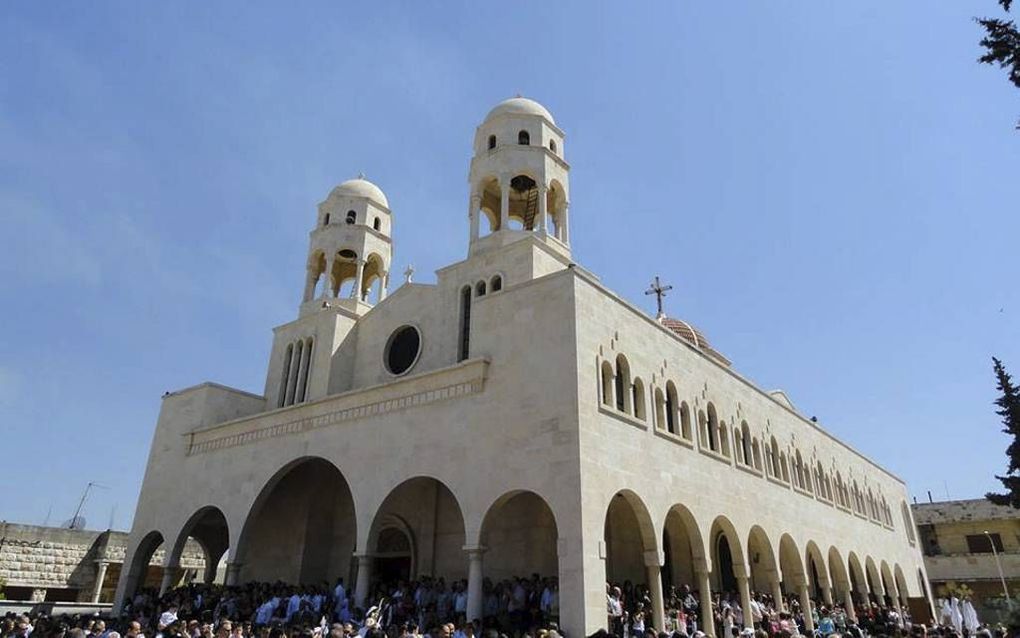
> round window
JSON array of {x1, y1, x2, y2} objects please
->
[{"x1": 385, "y1": 325, "x2": 421, "y2": 375}]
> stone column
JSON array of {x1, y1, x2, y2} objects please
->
[
  {"x1": 821, "y1": 584, "x2": 834, "y2": 607},
  {"x1": 91, "y1": 561, "x2": 109, "y2": 603},
  {"x1": 303, "y1": 268, "x2": 316, "y2": 303},
  {"x1": 645, "y1": 551, "x2": 665, "y2": 632},
  {"x1": 561, "y1": 201, "x2": 570, "y2": 244},
  {"x1": 737, "y1": 575, "x2": 754, "y2": 630},
  {"x1": 767, "y1": 569, "x2": 785, "y2": 613},
  {"x1": 843, "y1": 586, "x2": 857, "y2": 623},
  {"x1": 499, "y1": 176, "x2": 510, "y2": 231},
  {"x1": 224, "y1": 561, "x2": 244, "y2": 586},
  {"x1": 378, "y1": 270, "x2": 389, "y2": 302},
  {"x1": 465, "y1": 545, "x2": 486, "y2": 624},
  {"x1": 354, "y1": 553, "x2": 373, "y2": 609},
  {"x1": 470, "y1": 194, "x2": 481, "y2": 241},
  {"x1": 321, "y1": 260, "x2": 335, "y2": 298},
  {"x1": 797, "y1": 582, "x2": 815, "y2": 632},
  {"x1": 351, "y1": 259, "x2": 366, "y2": 300},
  {"x1": 159, "y1": 565, "x2": 181, "y2": 597},
  {"x1": 536, "y1": 185, "x2": 549, "y2": 235},
  {"x1": 696, "y1": 568, "x2": 714, "y2": 638}
]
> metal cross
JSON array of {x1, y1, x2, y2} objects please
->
[
  {"x1": 403, "y1": 264, "x2": 415, "y2": 284},
  {"x1": 644, "y1": 276, "x2": 673, "y2": 319}
]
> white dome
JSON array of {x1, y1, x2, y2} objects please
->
[
  {"x1": 330, "y1": 176, "x2": 389, "y2": 208},
  {"x1": 484, "y1": 97, "x2": 555, "y2": 124}
]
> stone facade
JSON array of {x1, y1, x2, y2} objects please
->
[
  {"x1": 114, "y1": 97, "x2": 930, "y2": 635},
  {"x1": 913, "y1": 499, "x2": 1020, "y2": 620},
  {"x1": 0, "y1": 522, "x2": 204, "y2": 603}
]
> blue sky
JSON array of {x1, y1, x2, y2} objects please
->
[{"x1": 2, "y1": 2, "x2": 1018, "y2": 530}]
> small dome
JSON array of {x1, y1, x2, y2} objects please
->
[
  {"x1": 484, "y1": 97, "x2": 555, "y2": 124},
  {"x1": 660, "y1": 316, "x2": 731, "y2": 367},
  {"x1": 330, "y1": 176, "x2": 389, "y2": 208}
]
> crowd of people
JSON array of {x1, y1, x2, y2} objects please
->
[{"x1": 1, "y1": 578, "x2": 1012, "y2": 638}]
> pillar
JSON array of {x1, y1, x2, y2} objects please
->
[
  {"x1": 696, "y1": 568, "x2": 714, "y2": 638},
  {"x1": 499, "y1": 176, "x2": 510, "y2": 230},
  {"x1": 822, "y1": 583, "x2": 834, "y2": 607},
  {"x1": 354, "y1": 553, "x2": 373, "y2": 609},
  {"x1": 767, "y1": 569, "x2": 785, "y2": 613},
  {"x1": 737, "y1": 575, "x2": 754, "y2": 630},
  {"x1": 645, "y1": 551, "x2": 665, "y2": 632},
  {"x1": 536, "y1": 185, "x2": 549, "y2": 235},
  {"x1": 321, "y1": 260, "x2": 335, "y2": 298},
  {"x1": 351, "y1": 259, "x2": 366, "y2": 300},
  {"x1": 159, "y1": 564, "x2": 181, "y2": 597},
  {"x1": 91, "y1": 561, "x2": 109, "y2": 603},
  {"x1": 561, "y1": 201, "x2": 570, "y2": 244},
  {"x1": 465, "y1": 545, "x2": 486, "y2": 624},
  {"x1": 224, "y1": 561, "x2": 243, "y2": 586},
  {"x1": 303, "y1": 268, "x2": 316, "y2": 303},
  {"x1": 378, "y1": 270, "x2": 389, "y2": 302},
  {"x1": 470, "y1": 194, "x2": 481, "y2": 241},
  {"x1": 843, "y1": 586, "x2": 857, "y2": 623},
  {"x1": 798, "y1": 582, "x2": 815, "y2": 632}
]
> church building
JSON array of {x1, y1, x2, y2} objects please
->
[{"x1": 114, "y1": 97, "x2": 929, "y2": 634}]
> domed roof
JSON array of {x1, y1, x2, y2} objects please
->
[
  {"x1": 660, "y1": 316, "x2": 731, "y2": 367},
  {"x1": 330, "y1": 175, "x2": 389, "y2": 208},
  {"x1": 484, "y1": 96, "x2": 555, "y2": 124}
]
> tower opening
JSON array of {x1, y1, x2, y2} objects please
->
[
  {"x1": 488, "y1": 135, "x2": 496, "y2": 150},
  {"x1": 509, "y1": 175, "x2": 539, "y2": 230},
  {"x1": 345, "y1": 210, "x2": 356, "y2": 225},
  {"x1": 518, "y1": 130, "x2": 530, "y2": 145}
]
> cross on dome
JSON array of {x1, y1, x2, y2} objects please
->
[{"x1": 644, "y1": 276, "x2": 673, "y2": 319}]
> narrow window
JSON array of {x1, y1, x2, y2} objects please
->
[
  {"x1": 614, "y1": 363, "x2": 625, "y2": 412},
  {"x1": 632, "y1": 378, "x2": 646, "y2": 420},
  {"x1": 324, "y1": 213, "x2": 330, "y2": 226},
  {"x1": 373, "y1": 217, "x2": 381, "y2": 231},
  {"x1": 600, "y1": 361, "x2": 614, "y2": 407},
  {"x1": 549, "y1": 139, "x2": 557, "y2": 153},
  {"x1": 488, "y1": 135, "x2": 497, "y2": 150},
  {"x1": 277, "y1": 343, "x2": 293, "y2": 408},
  {"x1": 490, "y1": 275, "x2": 502, "y2": 291},
  {"x1": 665, "y1": 382, "x2": 678, "y2": 434},
  {"x1": 458, "y1": 286, "x2": 471, "y2": 362},
  {"x1": 298, "y1": 337, "x2": 313, "y2": 403},
  {"x1": 518, "y1": 130, "x2": 530, "y2": 145},
  {"x1": 346, "y1": 210, "x2": 356, "y2": 225},
  {"x1": 680, "y1": 401, "x2": 692, "y2": 439},
  {"x1": 476, "y1": 281, "x2": 486, "y2": 297}
]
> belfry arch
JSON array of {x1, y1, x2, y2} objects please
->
[{"x1": 234, "y1": 457, "x2": 356, "y2": 585}]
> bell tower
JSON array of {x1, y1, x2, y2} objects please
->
[
  {"x1": 467, "y1": 97, "x2": 570, "y2": 256},
  {"x1": 300, "y1": 175, "x2": 393, "y2": 316}
]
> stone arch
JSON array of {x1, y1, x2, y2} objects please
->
[
  {"x1": 778, "y1": 534, "x2": 806, "y2": 594},
  {"x1": 894, "y1": 564, "x2": 910, "y2": 606},
  {"x1": 604, "y1": 490, "x2": 659, "y2": 586},
  {"x1": 804, "y1": 540, "x2": 829, "y2": 600},
  {"x1": 827, "y1": 547, "x2": 852, "y2": 606},
  {"x1": 865, "y1": 555, "x2": 883, "y2": 601},
  {"x1": 360, "y1": 252, "x2": 387, "y2": 303},
  {"x1": 547, "y1": 179, "x2": 567, "y2": 238},
  {"x1": 367, "y1": 476, "x2": 466, "y2": 585},
  {"x1": 481, "y1": 490, "x2": 558, "y2": 583},
  {"x1": 234, "y1": 456, "x2": 356, "y2": 584},
  {"x1": 662, "y1": 504, "x2": 708, "y2": 593},
  {"x1": 507, "y1": 173, "x2": 540, "y2": 230},
  {"x1": 477, "y1": 176, "x2": 502, "y2": 233},
  {"x1": 847, "y1": 551, "x2": 868, "y2": 603},
  {"x1": 167, "y1": 506, "x2": 228, "y2": 586},
  {"x1": 119, "y1": 530, "x2": 165, "y2": 607},
  {"x1": 332, "y1": 248, "x2": 360, "y2": 297},
  {"x1": 880, "y1": 560, "x2": 897, "y2": 607},
  {"x1": 708, "y1": 516, "x2": 746, "y2": 593},
  {"x1": 746, "y1": 525, "x2": 779, "y2": 593}
]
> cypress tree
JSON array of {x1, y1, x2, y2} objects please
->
[{"x1": 987, "y1": 357, "x2": 1020, "y2": 507}]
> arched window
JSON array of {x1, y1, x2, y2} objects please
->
[
  {"x1": 278, "y1": 343, "x2": 294, "y2": 408},
  {"x1": 741, "y1": 422, "x2": 753, "y2": 467},
  {"x1": 518, "y1": 130, "x2": 530, "y2": 145},
  {"x1": 476, "y1": 281, "x2": 486, "y2": 297},
  {"x1": 706, "y1": 403, "x2": 719, "y2": 451},
  {"x1": 654, "y1": 388, "x2": 666, "y2": 429},
  {"x1": 600, "y1": 360, "x2": 614, "y2": 407},
  {"x1": 765, "y1": 443, "x2": 775, "y2": 477},
  {"x1": 324, "y1": 213, "x2": 330, "y2": 226},
  {"x1": 488, "y1": 135, "x2": 496, "y2": 150},
  {"x1": 345, "y1": 210, "x2": 356, "y2": 225},
  {"x1": 490, "y1": 275, "x2": 502, "y2": 292},
  {"x1": 549, "y1": 139, "x2": 557, "y2": 153},
  {"x1": 718, "y1": 421, "x2": 730, "y2": 457},
  {"x1": 780, "y1": 454, "x2": 789, "y2": 482},
  {"x1": 373, "y1": 217, "x2": 381, "y2": 231},
  {"x1": 614, "y1": 354, "x2": 631, "y2": 414},
  {"x1": 632, "y1": 377, "x2": 646, "y2": 421},
  {"x1": 665, "y1": 381, "x2": 678, "y2": 434},
  {"x1": 679, "y1": 401, "x2": 692, "y2": 440},
  {"x1": 734, "y1": 428, "x2": 745, "y2": 464},
  {"x1": 458, "y1": 286, "x2": 471, "y2": 362},
  {"x1": 752, "y1": 439, "x2": 762, "y2": 470}
]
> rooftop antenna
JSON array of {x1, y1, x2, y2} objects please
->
[
  {"x1": 69, "y1": 482, "x2": 109, "y2": 530},
  {"x1": 644, "y1": 276, "x2": 673, "y2": 320}
]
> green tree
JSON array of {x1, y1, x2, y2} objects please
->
[
  {"x1": 977, "y1": 0, "x2": 1020, "y2": 128},
  {"x1": 987, "y1": 357, "x2": 1020, "y2": 507}
]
